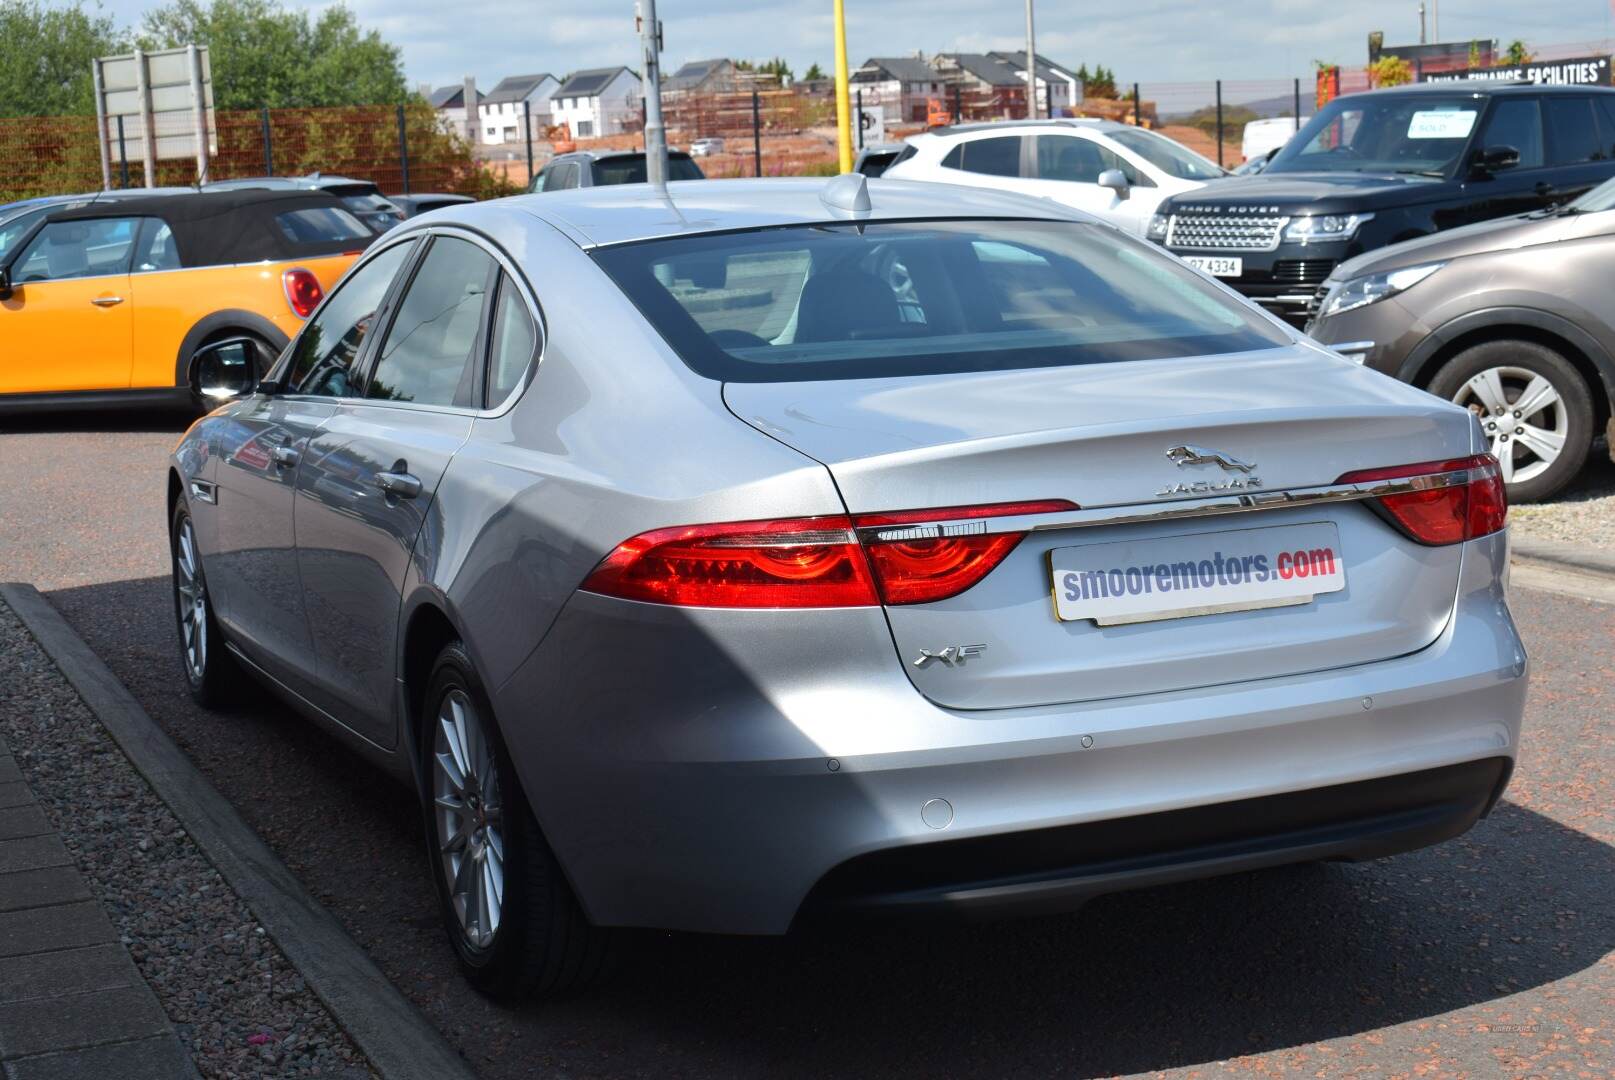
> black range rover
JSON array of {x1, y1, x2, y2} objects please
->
[{"x1": 1149, "y1": 81, "x2": 1615, "y2": 323}]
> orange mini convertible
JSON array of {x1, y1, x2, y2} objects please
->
[{"x1": 0, "y1": 190, "x2": 372, "y2": 411}]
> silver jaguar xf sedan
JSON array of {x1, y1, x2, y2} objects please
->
[{"x1": 167, "y1": 176, "x2": 1527, "y2": 999}]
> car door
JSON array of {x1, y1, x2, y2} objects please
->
[
  {"x1": 292, "y1": 233, "x2": 495, "y2": 746},
  {"x1": 0, "y1": 216, "x2": 137, "y2": 393},
  {"x1": 1033, "y1": 133, "x2": 1156, "y2": 233},
  {"x1": 208, "y1": 238, "x2": 418, "y2": 694},
  {"x1": 1542, "y1": 95, "x2": 1615, "y2": 205},
  {"x1": 1458, "y1": 96, "x2": 1549, "y2": 225}
]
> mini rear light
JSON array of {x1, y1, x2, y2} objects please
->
[
  {"x1": 281, "y1": 267, "x2": 323, "y2": 318},
  {"x1": 581, "y1": 500, "x2": 1078, "y2": 609},
  {"x1": 1336, "y1": 453, "x2": 1506, "y2": 545}
]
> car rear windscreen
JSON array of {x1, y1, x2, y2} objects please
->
[
  {"x1": 591, "y1": 220, "x2": 1289, "y2": 383},
  {"x1": 593, "y1": 154, "x2": 706, "y2": 185},
  {"x1": 275, "y1": 207, "x2": 372, "y2": 245}
]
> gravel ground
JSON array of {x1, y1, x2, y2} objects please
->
[
  {"x1": 1507, "y1": 440, "x2": 1615, "y2": 550},
  {"x1": 0, "y1": 598, "x2": 378, "y2": 1080}
]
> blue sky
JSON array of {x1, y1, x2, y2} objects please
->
[{"x1": 94, "y1": 0, "x2": 1615, "y2": 92}]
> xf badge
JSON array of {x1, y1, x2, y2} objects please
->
[{"x1": 912, "y1": 644, "x2": 987, "y2": 669}]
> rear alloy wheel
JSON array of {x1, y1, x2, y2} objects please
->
[
  {"x1": 1428, "y1": 341, "x2": 1593, "y2": 503},
  {"x1": 169, "y1": 499, "x2": 241, "y2": 707},
  {"x1": 421, "y1": 642, "x2": 614, "y2": 998}
]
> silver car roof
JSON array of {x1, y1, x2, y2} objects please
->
[{"x1": 500, "y1": 177, "x2": 1093, "y2": 248}]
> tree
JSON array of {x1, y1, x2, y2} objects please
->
[
  {"x1": 804, "y1": 62, "x2": 824, "y2": 81},
  {"x1": 1468, "y1": 40, "x2": 1483, "y2": 69},
  {"x1": 0, "y1": 0, "x2": 125, "y2": 116},
  {"x1": 139, "y1": 0, "x2": 407, "y2": 109},
  {"x1": 1501, "y1": 40, "x2": 1533, "y2": 66},
  {"x1": 1368, "y1": 54, "x2": 1413, "y2": 88}
]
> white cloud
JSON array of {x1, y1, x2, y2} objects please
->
[{"x1": 93, "y1": 0, "x2": 1615, "y2": 93}]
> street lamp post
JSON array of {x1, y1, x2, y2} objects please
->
[
  {"x1": 637, "y1": 0, "x2": 668, "y2": 185},
  {"x1": 1024, "y1": 0, "x2": 1038, "y2": 119}
]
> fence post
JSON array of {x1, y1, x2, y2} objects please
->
[
  {"x1": 524, "y1": 100, "x2": 534, "y2": 185},
  {"x1": 261, "y1": 108, "x2": 273, "y2": 175},
  {"x1": 91, "y1": 58, "x2": 111, "y2": 191},
  {"x1": 752, "y1": 88, "x2": 762, "y2": 177},
  {"x1": 116, "y1": 116, "x2": 130, "y2": 189},
  {"x1": 1214, "y1": 79, "x2": 1224, "y2": 169},
  {"x1": 396, "y1": 104, "x2": 411, "y2": 193},
  {"x1": 1132, "y1": 82, "x2": 1140, "y2": 126},
  {"x1": 1293, "y1": 78, "x2": 1301, "y2": 130},
  {"x1": 952, "y1": 83, "x2": 962, "y2": 124},
  {"x1": 855, "y1": 88, "x2": 863, "y2": 150}
]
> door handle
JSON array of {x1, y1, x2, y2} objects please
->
[
  {"x1": 375, "y1": 470, "x2": 422, "y2": 499},
  {"x1": 90, "y1": 296, "x2": 124, "y2": 307},
  {"x1": 271, "y1": 446, "x2": 299, "y2": 468},
  {"x1": 1534, "y1": 181, "x2": 1557, "y2": 197}
]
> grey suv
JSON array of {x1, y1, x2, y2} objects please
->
[
  {"x1": 1308, "y1": 174, "x2": 1615, "y2": 502},
  {"x1": 528, "y1": 150, "x2": 704, "y2": 191}
]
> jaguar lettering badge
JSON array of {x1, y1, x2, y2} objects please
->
[{"x1": 1159, "y1": 445, "x2": 1264, "y2": 497}]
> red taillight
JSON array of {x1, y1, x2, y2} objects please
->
[
  {"x1": 282, "y1": 267, "x2": 323, "y2": 318},
  {"x1": 580, "y1": 500, "x2": 1078, "y2": 608},
  {"x1": 1336, "y1": 453, "x2": 1506, "y2": 545},
  {"x1": 854, "y1": 499, "x2": 1079, "y2": 605},
  {"x1": 580, "y1": 516, "x2": 878, "y2": 608}
]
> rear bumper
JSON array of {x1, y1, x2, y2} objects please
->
[
  {"x1": 801, "y1": 757, "x2": 1509, "y2": 921},
  {"x1": 494, "y1": 531, "x2": 1526, "y2": 935}
]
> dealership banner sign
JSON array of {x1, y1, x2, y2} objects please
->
[{"x1": 1421, "y1": 55, "x2": 1611, "y2": 86}]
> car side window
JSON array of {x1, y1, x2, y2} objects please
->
[
  {"x1": 0, "y1": 208, "x2": 49, "y2": 263},
  {"x1": 1035, "y1": 135, "x2": 1145, "y2": 185},
  {"x1": 11, "y1": 217, "x2": 139, "y2": 283},
  {"x1": 942, "y1": 136, "x2": 1022, "y2": 178},
  {"x1": 486, "y1": 272, "x2": 539, "y2": 407},
  {"x1": 1479, "y1": 98, "x2": 1544, "y2": 169},
  {"x1": 366, "y1": 236, "x2": 497, "y2": 408},
  {"x1": 1596, "y1": 97, "x2": 1615, "y2": 159},
  {"x1": 134, "y1": 218, "x2": 181, "y2": 272},
  {"x1": 282, "y1": 241, "x2": 414, "y2": 397},
  {"x1": 1545, "y1": 97, "x2": 1602, "y2": 165}
]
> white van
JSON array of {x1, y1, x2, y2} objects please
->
[{"x1": 1241, "y1": 117, "x2": 1300, "y2": 162}]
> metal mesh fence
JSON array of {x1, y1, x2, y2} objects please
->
[{"x1": 1, "y1": 103, "x2": 503, "y2": 203}]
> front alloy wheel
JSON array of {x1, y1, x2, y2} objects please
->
[
  {"x1": 169, "y1": 499, "x2": 241, "y2": 706},
  {"x1": 1428, "y1": 340, "x2": 1593, "y2": 503}
]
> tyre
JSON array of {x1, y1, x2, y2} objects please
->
[
  {"x1": 1427, "y1": 340, "x2": 1594, "y2": 503},
  {"x1": 169, "y1": 498, "x2": 243, "y2": 707},
  {"x1": 420, "y1": 642, "x2": 613, "y2": 999}
]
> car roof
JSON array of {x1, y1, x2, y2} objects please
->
[
  {"x1": 555, "y1": 150, "x2": 695, "y2": 163},
  {"x1": 43, "y1": 189, "x2": 369, "y2": 265},
  {"x1": 206, "y1": 174, "x2": 379, "y2": 191},
  {"x1": 479, "y1": 176, "x2": 1091, "y2": 248},
  {"x1": 1345, "y1": 79, "x2": 1615, "y2": 98},
  {"x1": 927, "y1": 118, "x2": 1127, "y2": 137}
]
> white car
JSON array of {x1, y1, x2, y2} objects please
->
[
  {"x1": 1241, "y1": 116, "x2": 1300, "y2": 164},
  {"x1": 884, "y1": 119, "x2": 1225, "y2": 237},
  {"x1": 689, "y1": 138, "x2": 726, "y2": 157}
]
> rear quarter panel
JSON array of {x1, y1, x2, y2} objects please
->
[{"x1": 129, "y1": 253, "x2": 358, "y2": 388}]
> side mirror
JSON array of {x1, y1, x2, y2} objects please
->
[
  {"x1": 191, "y1": 337, "x2": 263, "y2": 402},
  {"x1": 0, "y1": 266, "x2": 11, "y2": 300},
  {"x1": 1097, "y1": 168, "x2": 1131, "y2": 199},
  {"x1": 1474, "y1": 145, "x2": 1520, "y2": 174}
]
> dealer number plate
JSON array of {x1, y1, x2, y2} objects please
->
[{"x1": 1050, "y1": 521, "x2": 1345, "y2": 625}]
